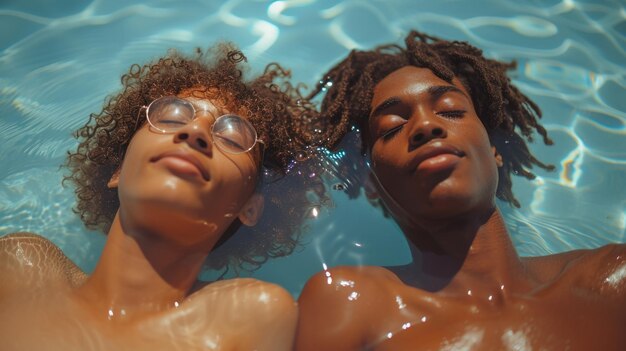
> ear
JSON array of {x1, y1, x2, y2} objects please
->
[
  {"x1": 238, "y1": 193, "x2": 264, "y2": 227},
  {"x1": 492, "y1": 146, "x2": 503, "y2": 168},
  {"x1": 107, "y1": 168, "x2": 121, "y2": 189}
]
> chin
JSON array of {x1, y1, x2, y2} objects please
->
[
  {"x1": 120, "y1": 190, "x2": 209, "y2": 224},
  {"x1": 124, "y1": 175, "x2": 208, "y2": 206},
  {"x1": 410, "y1": 198, "x2": 469, "y2": 219},
  {"x1": 404, "y1": 183, "x2": 487, "y2": 219}
]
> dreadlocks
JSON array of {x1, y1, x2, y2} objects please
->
[{"x1": 307, "y1": 30, "x2": 554, "y2": 207}]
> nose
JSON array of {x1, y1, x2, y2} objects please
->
[
  {"x1": 173, "y1": 118, "x2": 213, "y2": 156},
  {"x1": 408, "y1": 113, "x2": 447, "y2": 149}
]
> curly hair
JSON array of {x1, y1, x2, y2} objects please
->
[
  {"x1": 306, "y1": 30, "x2": 554, "y2": 207},
  {"x1": 64, "y1": 43, "x2": 325, "y2": 273}
]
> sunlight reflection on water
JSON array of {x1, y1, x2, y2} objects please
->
[{"x1": 0, "y1": 0, "x2": 624, "y2": 296}]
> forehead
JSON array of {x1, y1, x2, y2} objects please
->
[
  {"x1": 177, "y1": 88, "x2": 227, "y2": 113},
  {"x1": 177, "y1": 87, "x2": 250, "y2": 117},
  {"x1": 371, "y1": 66, "x2": 469, "y2": 106}
]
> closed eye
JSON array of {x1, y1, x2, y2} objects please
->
[
  {"x1": 437, "y1": 110, "x2": 466, "y2": 118},
  {"x1": 158, "y1": 119, "x2": 187, "y2": 125},
  {"x1": 215, "y1": 135, "x2": 246, "y2": 151},
  {"x1": 381, "y1": 124, "x2": 405, "y2": 140}
]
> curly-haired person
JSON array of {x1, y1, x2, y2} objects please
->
[
  {"x1": 296, "y1": 31, "x2": 626, "y2": 350},
  {"x1": 0, "y1": 43, "x2": 320, "y2": 351}
]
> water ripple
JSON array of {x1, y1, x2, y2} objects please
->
[
  {"x1": 0, "y1": 0, "x2": 624, "y2": 297},
  {"x1": 466, "y1": 16, "x2": 557, "y2": 37}
]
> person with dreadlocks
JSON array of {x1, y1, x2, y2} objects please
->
[
  {"x1": 0, "y1": 43, "x2": 321, "y2": 351},
  {"x1": 295, "y1": 31, "x2": 626, "y2": 350}
]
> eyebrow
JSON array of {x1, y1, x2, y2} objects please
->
[
  {"x1": 370, "y1": 97, "x2": 401, "y2": 118},
  {"x1": 427, "y1": 85, "x2": 469, "y2": 101},
  {"x1": 370, "y1": 84, "x2": 469, "y2": 119}
]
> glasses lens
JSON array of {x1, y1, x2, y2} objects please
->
[
  {"x1": 212, "y1": 114, "x2": 257, "y2": 154},
  {"x1": 147, "y1": 96, "x2": 195, "y2": 132}
]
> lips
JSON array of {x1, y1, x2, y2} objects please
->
[
  {"x1": 408, "y1": 141, "x2": 465, "y2": 172},
  {"x1": 150, "y1": 150, "x2": 210, "y2": 181}
]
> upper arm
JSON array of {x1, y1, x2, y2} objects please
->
[
  {"x1": 0, "y1": 232, "x2": 84, "y2": 298},
  {"x1": 295, "y1": 266, "x2": 390, "y2": 351}
]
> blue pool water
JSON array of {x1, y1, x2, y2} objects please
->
[{"x1": 0, "y1": 0, "x2": 624, "y2": 297}]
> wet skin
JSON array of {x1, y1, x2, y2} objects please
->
[
  {"x1": 0, "y1": 90, "x2": 297, "y2": 351},
  {"x1": 295, "y1": 67, "x2": 626, "y2": 350}
]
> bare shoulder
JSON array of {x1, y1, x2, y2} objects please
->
[
  {"x1": 299, "y1": 266, "x2": 397, "y2": 316},
  {"x1": 192, "y1": 277, "x2": 296, "y2": 325},
  {"x1": 301, "y1": 265, "x2": 404, "y2": 305},
  {"x1": 525, "y1": 244, "x2": 626, "y2": 300},
  {"x1": 0, "y1": 232, "x2": 85, "y2": 297},
  {"x1": 304, "y1": 265, "x2": 405, "y2": 313},
  {"x1": 301, "y1": 265, "x2": 402, "y2": 295},
  {"x1": 195, "y1": 277, "x2": 295, "y2": 308},
  {"x1": 296, "y1": 266, "x2": 401, "y2": 351},
  {"x1": 0, "y1": 232, "x2": 77, "y2": 270},
  {"x1": 189, "y1": 278, "x2": 297, "y2": 350},
  {"x1": 575, "y1": 244, "x2": 626, "y2": 297}
]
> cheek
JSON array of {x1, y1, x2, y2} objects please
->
[
  {"x1": 370, "y1": 146, "x2": 391, "y2": 180},
  {"x1": 467, "y1": 139, "x2": 500, "y2": 191},
  {"x1": 371, "y1": 142, "x2": 398, "y2": 168},
  {"x1": 370, "y1": 145, "x2": 407, "y2": 191},
  {"x1": 371, "y1": 138, "x2": 410, "y2": 180},
  {"x1": 118, "y1": 143, "x2": 147, "y2": 185},
  {"x1": 212, "y1": 154, "x2": 259, "y2": 196},
  {"x1": 119, "y1": 131, "x2": 168, "y2": 179}
]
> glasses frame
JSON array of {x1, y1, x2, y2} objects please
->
[{"x1": 141, "y1": 96, "x2": 265, "y2": 158}]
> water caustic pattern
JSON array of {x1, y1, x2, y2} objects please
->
[{"x1": 0, "y1": 0, "x2": 625, "y2": 296}]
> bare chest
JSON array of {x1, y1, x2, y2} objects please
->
[
  {"x1": 0, "y1": 290, "x2": 251, "y2": 351},
  {"x1": 369, "y1": 291, "x2": 625, "y2": 351}
]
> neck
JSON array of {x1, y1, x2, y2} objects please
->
[
  {"x1": 400, "y1": 208, "x2": 532, "y2": 295},
  {"x1": 75, "y1": 212, "x2": 216, "y2": 321}
]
